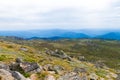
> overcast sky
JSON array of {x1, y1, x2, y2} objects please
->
[{"x1": 0, "y1": 0, "x2": 120, "y2": 30}]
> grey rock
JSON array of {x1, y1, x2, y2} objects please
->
[
  {"x1": 11, "y1": 71, "x2": 27, "y2": 80},
  {"x1": 20, "y1": 62, "x2": 42, "y2": 73},
  {"x1": 46, "y1": 49, "x2": 72, "y2": 61},
  {"x1": 9, "y1": 59, "x2": 42, "y2": 73}
]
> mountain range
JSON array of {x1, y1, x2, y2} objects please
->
[{"x1": 0, "y1": 29, "x2": 120, "y2": 40}]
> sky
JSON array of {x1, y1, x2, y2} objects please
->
[{"x1": 0, "y1": 0, "x2": 120, "y2": 30}]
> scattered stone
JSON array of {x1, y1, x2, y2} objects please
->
[
  {"x1": 20, "y1": 47, "x2": 28, "y2": 52},
  {"x1": 73, "y1": 67, "x2": 87, "y2": 73},
  {"x1": 43, "y1": 64, "x2": 64, "y2": 74},
  {"x1": 95, "y1": 61, "x2": 106, "y2": 69},
  {"x1": 78, "y1": 56, "x2": 86, "y2": 61},
  {"x1": 47, "y1": 71, "x2": 56, "y2": 74},
  {"x1": 44, "y1": 75, "x2": 56, "y2": 80}
]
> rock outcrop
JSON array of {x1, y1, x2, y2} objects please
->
[
  {"x1": 46, "y1": 49, "x2": 73, "y2": 61},
  {"x1": 9, "y1": 58, "x2": 42, "y2": 73}
]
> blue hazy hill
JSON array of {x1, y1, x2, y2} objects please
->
[
  {"x1": 0, "y1": 29, "x2": 120, "y2": 40},
  {"x1": 0, "y1": 29, "x2": 89, "y2": 39},
  {"x1": 96, "y1": 32, "x2": 120, "y2": 40}
]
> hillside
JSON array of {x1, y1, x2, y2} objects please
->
[
  {"x1": 0, "y1": 39, "x2": 119, "y2": 80},
  {"x1": 96, "y1": 32, "x2": 120, "y2": 40}
]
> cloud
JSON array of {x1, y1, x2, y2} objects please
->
[{"x1": 0, "y1": 0, "x2": 119, "y2": 30}]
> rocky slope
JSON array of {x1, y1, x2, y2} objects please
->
[{"x1": 0, "y1": 40, "x2": 119, "y2": 80}]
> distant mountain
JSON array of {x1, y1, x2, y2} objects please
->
[
  {"x1": 0, "y1": 30, "x2": 120, "y2": 40},
  {"x1": 0, "y1": 29, "x2": 90, "y2": 39},
  {"x1": 95, "y1": 32, "x2": 120, "y2": 40},
  {"x1": 60, "y1": 32, "x2": 89, "y2": 38},
  {"x1": 27, "y1": 32, "x2": 89, "y2": 40}
]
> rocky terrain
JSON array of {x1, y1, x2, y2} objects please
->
[{"x1": 0, "y1": 39, "x2": 119, "y2": 80}]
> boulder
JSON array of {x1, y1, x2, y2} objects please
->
[
  {"x1": 0, "y1": 69, "x2": 14, "y2": 80},
  {"x1": 46, "y1": 49, "x2": 72, "y2": 61},
  {"x1": 20, "y1": 62, "x2": 42, "y2": 73},
  {"x1": 11, "y1": 71, "x2": 27, "y2": 80},
  {"x1": 9, "y1": 58, "x2": 42, "y2": 73}
]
